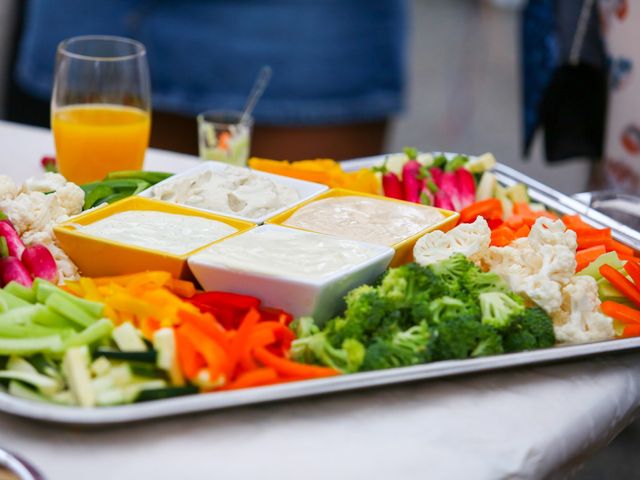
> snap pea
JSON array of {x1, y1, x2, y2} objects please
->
[{"x1": 79, "y1": 171, "x2": 171, "y2": 210}]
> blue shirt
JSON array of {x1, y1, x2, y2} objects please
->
[{"x1": 16, "y1": 0, "x2": 407, "y2": 125}]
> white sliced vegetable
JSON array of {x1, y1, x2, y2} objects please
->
[
  {"x1": 112, "y1": 322, "x2": 147, "y2": 352},
  {"x1": 0, "y1": 370, "x2": 62, "y2": 395},
  {"x1": 6, "y1": 356, "x2": 38, "y2": 374},
  {"x1": 465, "y1": 152, "x2": 497, "y2": 173},
  {"x1": 91, "y1": 356, "x2": 111, "y2": 377},
  {"x1": 62, "y1": 346, "x2": 95, "y2": 407},
  {"x1": 475, "y1": 172, "x2": 497, "y2": 201},
  {"x1": 153, "y1": 328, "x2": 185, "y2": 387}
]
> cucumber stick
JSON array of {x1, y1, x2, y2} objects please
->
[
  {"x1": 34, "y1": 279, "x2": 104, "y2": 318},
  {"x1": 0, "y1": 370, "x2": 63, "y2": 395},
  {"x1": 63, "y1": 318, "x2": 113, "y2": 350},
  {"x1": 63, "y1": 346, "x2": 95, "y2": 407}
]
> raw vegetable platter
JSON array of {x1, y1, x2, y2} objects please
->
[{"x1": 1, "y1": 153, "x2": 640, "y2": 427}]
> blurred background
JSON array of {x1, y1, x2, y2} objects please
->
[
  {"x1": 0, "y1": 1, "x2": 636, "y2": 476},
  {"x1": 0, "y1": 0, "x2": 594, "y2": 195}
]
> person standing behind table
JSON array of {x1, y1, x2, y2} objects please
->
[{"x1": 8, "y1": 0, "x2": 408, "y2": 161}]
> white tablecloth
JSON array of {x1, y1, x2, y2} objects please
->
[{"x1": 1, "y1": 120, "x2": 639, "y2": 480}]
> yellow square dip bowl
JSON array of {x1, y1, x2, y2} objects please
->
[
  {"x1": 53, "y1": 197, "x2": 255, "y2": 279},
  {"x1": 266, "y1": 188, "x2": 459, "y2": 267}
]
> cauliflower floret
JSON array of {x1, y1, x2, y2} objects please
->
[
  {"x1": 529, "y1": 217, "x2": 577, "y2": 251},
  {"x1": 22, "y1": 172, "x2": 68, "y2": 193},
  {"x1": 552, "y1": 276, "x2": 614, "y2": 344},
  {"x1": 481, "y1": 217, "x2": 577, "y2": 314},
  {"x1": 55, "y1": 182, "x2": 85, "y2": 216},
  {"x1": 0, "y1": 175, "x2": 18, "y2": 201},
  {"x1": 413, "y1": 216, "x2": 491, "y2": 265}
]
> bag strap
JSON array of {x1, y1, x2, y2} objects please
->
[{"x1": 570, "y1": 0, "x2": 596, "y2": 65}]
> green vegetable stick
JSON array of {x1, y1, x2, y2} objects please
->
[
  {"x1": 0, "y1": 290, "x2": 32, "y2": 309},
  {"x1": 45, "y1": 293, "x2": 98, "y2": 328},
  {"x1": 63, "y1": 318, "x2": 114, "y2": 349},
  {"x1": 4, "y1": 281, "x2": 37, "y2": 303},
  {"x1": 0, "y1": 335, "x2": 63, "y2": 356},
  {"x1": 34, "y1": 279, "x2": 104, "y2": 317}
]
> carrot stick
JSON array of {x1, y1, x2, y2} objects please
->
[
  {"x1": 227, "y1": 308, "x2": 262, "y2": 373},
  {"x1": 459, "y1": 199, "x2": 503, "y2": 224},
  {"x1": 175, "y1": 329, "x2": 204, "y2": 379},
  {"x1": 179, "y1": 323, "x2": 229, "y2": 380},
  {"x1": 575, "y1": 246, "x2": 607, "y2": 272},
  {"x1": 624, "y1": 261, "x2": 640, "y2": 287},
  {"x1": 253, "y1": 347, "x2": 339, "y2": 379},
  {"x1": 601, "y1": 301, "x2": 640, "y2": 325},
  {"x1": 514, "y1": 224, "x2": 530, "y2": 238},
  {"x1": 177, "y1": 310, "x2": 229, "y2": 351},
  {"x1": 600, "y1": 265, "x2": 640, "y2": 308},
  {"x1": 623, "y1": 324, "x2": 640, "y2": 338},
  {"x1": 605, "y1": 238, "x2": 635, "y2": 257},
  {"x1": 562, "y1": 214, "x2": 592, "y2": 230},
  {"x1": 577, "y1": 229, "x2": 611, "y2": 250},
  {"x1": 223, "y1": 368, "x2": 280, "y2": 390},
  {"x1": 618, "y1": 253, "x2": 640, "y2": 264},
  {"x1": 505, "y1": 215, "x2": 524, "y2": 230}
]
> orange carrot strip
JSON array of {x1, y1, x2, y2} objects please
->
[
  {"x1": 515, "y1": 224, "x2": 531, "y2": 238},
  {"x1": 562, "y1": 214, "x2": 592, "y2": 230},
  {"x1": 624, "y1": 261, "x2": 640, "y2": 287},
  {"x1": 605, "y1": 238, "x2": 635, "y2": 257},
  {"x1": 253, "y1": 347, "x2": 339, "y2": 379},
  {"x1": 505, "y1": 215, "x2": 524, "y2": 230},
  {"x1": 177, "y1": 310, "x2": 229, "y2": 351},
  {"x1": 179, "y1": 323, "x2": 229, "y2": 380},
  {"x1": 577, "y1": 229, "x2": 612, "y2": 250},
  {"x1": 227, "y1": 308, "x2": 262, "y2": 374},
  {"x1": 223, "y1": 368, "x2": 280, "y2": 390},
  {"x1": 575, "y1": 246, "x2": 607, "y2": 272},
  {"x1": 168, "y1": 279, "x2": 196, "y2": 298},
  {"x1": 459, "y1": 199, "x2": 503, "y2": 224},
  {"x1": 600, "y1": 264, "x2": 640, "y2": 308},
  {"x1": 618, "y1": 253, "x2": 640, "y2": 264},
  {"x1": 623, "y1": 324, "x2": 640, "y2": 338},
  {"x1": 175, "y1": 329, "x2": 204, "y2": 379},
  {"x1": 601, "y1": 301, "x2": 640, "y2": 325}
]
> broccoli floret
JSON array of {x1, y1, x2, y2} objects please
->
[
  {"x1": 462, "y1": 267, "x2": 511, "y2": 296},
  {"x1": 479, "y1": 292, "x2": 525, "y2": 329},
  {"x1": 291, "y1": 333, "x2": 365, "y2": 373},
  {"x1": 429, "y1": 314, "x2": 503, "y2": 360},
  {"x1": 502, "y1": 307, "x2": 555, "y2": 353},
  {"x1": 290, "y1": 316, "x2": 320, "y2": 339},
  {"x1": 361, "y1": 322, "x2": 431, "y2": 371},
  {"x1": 425, "y1": 295, "x2": 481, "y2": 325},
  {"x1": 428, "y1": 253, "x2": 475, "y2": 288},
  {"x1": 379, "y1": 263, "x2": 443, "y2": 308}
]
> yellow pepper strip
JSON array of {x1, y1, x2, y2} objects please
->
[
  {"x1": 92, "y1": 271, "x2": 172, "y2": 288},
  {"x1": 107, "y1": 292, "x2": 160, "y2": 318},
  {"x1": 62, "y1": 281, "x2": 84, "y2": 296}
]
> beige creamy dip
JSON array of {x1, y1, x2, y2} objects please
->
[
  {"x1": 80, "y1": 210, "x2": 237, "y2": 255},
  {"x1": 283, "y1": 195, "x2": 445, "y2": 246},
  {"x1": 151, "y1": 166, "x2": 299, "y2": 220},
  {"x1": 195, "y1": 227, "x2": 386, "y2": 278}
]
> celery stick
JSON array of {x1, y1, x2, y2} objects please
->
[
  {"x1": 0, "y1": 323, "x2": 72, "y2": 338},
  {"x1": 0, "y1": 335, "x2": 63, "y2": 355},
  {"x1": 0, "y1": 290, "x2": 31, "y2": 309},
  {"x1": 63, "y1": 318, "x2": 113, "y2": 349},
  {"x1": 0, "y1": 305, "x2": 44, "y2": 325},
  {"x1": 45, "y1": 293, "x2": 97, "y2": 328},
  {"x1": 34, "y1": 279, "x2": 104, "y2": 317},
  {"x1": 0, "y1": 297, "x2": 7, "y2": 313},
  {"x1": 33, "y1": 306, "x2": 78, "y2": 330},
  {"x1": 3, "y1": 281, "x2": 36, "y2": 303}
]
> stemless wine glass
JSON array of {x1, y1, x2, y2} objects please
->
[{"x1": 51, "y1": 35, "x2": 151, "y2": 184}]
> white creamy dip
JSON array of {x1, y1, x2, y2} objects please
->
[
  {"x1": 283, "y1": 195, "x2": 445, "y2": 246},
  {"x1": 80, "y1": 210, "x2": 238, "y2": 255},
  {"x1": 194, "y1": 227, "x2": 385, "y2": 279},
  {"x1": 150, "y1": 166, "x2": 299, "y2": 220}
]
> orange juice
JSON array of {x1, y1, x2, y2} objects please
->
[{"x1": 52, "y1": 104, "x2": 151, "y2": 183}]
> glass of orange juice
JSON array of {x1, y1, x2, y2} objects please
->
[{"x1": 51, "y1": 35, "x2": 151, "y2": 184}]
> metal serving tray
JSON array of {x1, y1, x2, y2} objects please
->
[{"x1": 2, "y1": 156, "x2": 639, "y2": 426}]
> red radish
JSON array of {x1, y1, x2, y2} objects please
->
[
  {"x1": 440, "y1": 172, "x2": 463, "y2": 211},
  {"x1": 0, "y1": 221, "x2": 25, "y2": 259},
  {"x1": 382, "y1": 172, "x2": 404, "y2": 200},
  {"x1": 455, "y1": 168, "x2": 476, "y2": 209},
  {"x1": 0, "y1": 257, "x2": 33, "y2": 287},
  {"x1": 21, "y1": 244, "x2": 58, "y2": 284},
  {"x1": 402, "y1": 160, "x2": 423, "y2": 203},
  {"x1": 420, "y1": 188, "x2": 434, "y2": 206},
  {"x1": 429, "y1": 167, "x2": 444, "y2": 188},
  {"x1": 434, "y1": 190, "x2": 455, "y2": 210}
]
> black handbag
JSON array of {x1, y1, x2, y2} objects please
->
[{"x1": 539, "y1": 0, "x2": 607, "y2": 163}]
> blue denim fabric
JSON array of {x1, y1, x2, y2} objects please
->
[{"x1": 15, "y1": 0, "x2": 407, "y2": 126}]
